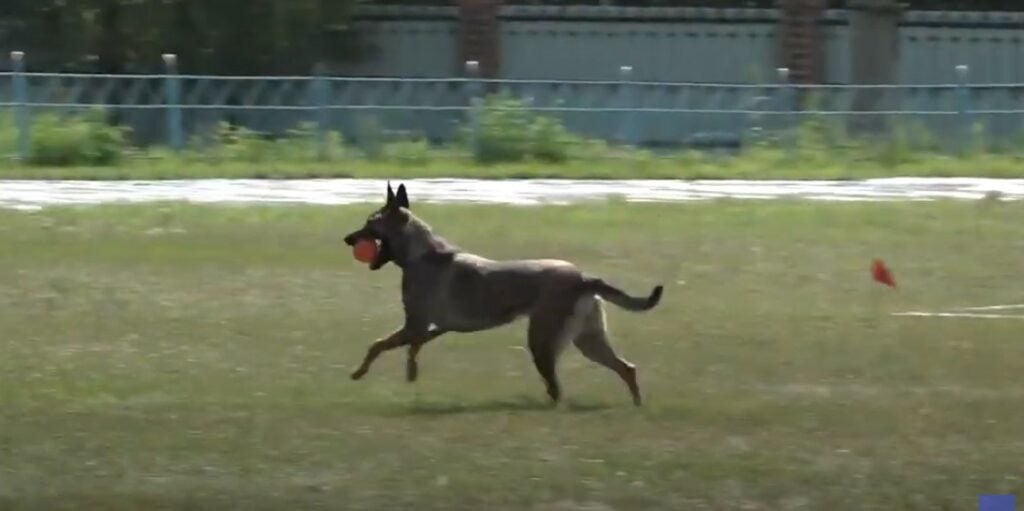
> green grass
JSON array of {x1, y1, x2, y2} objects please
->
[
  {"x1": 1, "y1": 200, "x2": 1023, "y2": 510},
  {"x1": 3, "y1": 107, "x2": 1024, "y2": 180},
  {"x1": 3, "y1": 146, "x2": 1024, "y2": 180}
]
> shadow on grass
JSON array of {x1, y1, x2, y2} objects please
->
[{"x1": 374, "y1": 395, "x2": 614, "y2": 416}]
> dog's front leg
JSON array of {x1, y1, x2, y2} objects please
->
[
  {"x1": 405, "y1": 327, "x2": 447, "y2": 383},
  {"x1": 351, "y1": 327, "x2": 411, "y2": 380}
]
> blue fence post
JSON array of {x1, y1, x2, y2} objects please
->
[
  {"x1": 313, "y1": 62, "x2": 329, "y2": 161},
  {"x1": 465, "y1": 60, "x2": 482, "y2": 161},
  {"x1": 742, "y1": 95, "x2": 770, "y2": 148},
  {"x1": 776, "y1": 67, "x2": 795, "y2": 157},
  {"x1": 617, "y1": 65, "x2": 637, "y2": 146},
  {"x1": 11, "y1": 51, "x2": 28, "y2": 162},
  {"x1": 955, "y1": 64, "x2": 971, "y2": 156},
  {"x1": 162, "y1": 53, "x2": 183, "y2": 151}
]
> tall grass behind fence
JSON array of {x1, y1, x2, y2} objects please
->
[{"x1": 3, "y1": 57, "x2": 1024, "y2": 169}]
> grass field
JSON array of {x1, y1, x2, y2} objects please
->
[
  {"x1": 5, "y1": 101, "x2": 1024, "y2": 181},
  {"x1": 3, "y1": 149, "x2": 1024, "y2": 181},
  {"x1": 1, "y1": 199, "x2": 1023, "y2": 510}
]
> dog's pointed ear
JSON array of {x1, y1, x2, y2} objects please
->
[
  {"x1": 396, "y1": 184, "x2": 410, "y2": 209},
  {"x1": 385, "y1": 181, "x2": 395, "y2": 206}
]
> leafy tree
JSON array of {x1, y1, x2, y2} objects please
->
[{"x1": 0, "y1": 0, "x2": 371, "y2": 74}]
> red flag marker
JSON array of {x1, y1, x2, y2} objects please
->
[{"x1": 871, "y1": 259, "x2": 896, "y2": 288}]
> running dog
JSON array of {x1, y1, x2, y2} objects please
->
[{"x1": 343, "y1": 183, "x2": 663, "y2": 405}]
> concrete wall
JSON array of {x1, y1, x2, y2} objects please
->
[{"x1": 345, "y1": 5, "x2": 1024, "y2": 85}]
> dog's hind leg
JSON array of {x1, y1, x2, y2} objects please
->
[
  {"x1": 526, "y1": 299, "x2": 583, "y2": 404},
  {"x1": 572, "y1": 298, "x2": 642, "y2": 406}
]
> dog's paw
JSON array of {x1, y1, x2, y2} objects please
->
[{"x1": 350, "y1": 368, "x2": 367, "y2": 380}]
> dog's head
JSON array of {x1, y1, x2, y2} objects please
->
[{"x1": 343, "y1": 182, "x2": 413, "y2": 271}]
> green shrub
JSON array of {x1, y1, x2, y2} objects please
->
[
  {"x1": 468, "y1": 93, "x2": 576, "y2": 164},
  {"x1": 529, "y1": 115, "x2": 573, "y2": 163},
  {"x1": 355, "y1": 115, "x2": 385, "y2": 160},
  {"x1": 381, "y1": 138, "x2": 433, "y2": 165},
  {"x1": 0, "y1": 112, "x2": 16, "y2": 158},
  {"x1": 28, "y1": 109, "x2": 127, "y2": 166},
  {"x1": 195, "y1": 121, "x2": 345, "y2": 163},
  {"x1": 212, "y1": 123, "x2": 276, "y2": 163}
]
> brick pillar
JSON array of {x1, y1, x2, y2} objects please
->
[
  {"x1": 777, "y1": 0, "x2": 825, "y2": 85},
  {"x1": 458, "y1": 0, "x2": 501, "y2": 79}
]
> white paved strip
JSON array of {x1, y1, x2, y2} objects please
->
[{"x1": 2, "y1": 177, "x2": 1024, "y2": 210}]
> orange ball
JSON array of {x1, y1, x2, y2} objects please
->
[{"x1": 352, "y1": 239, "x2": 379, "y2": 264}]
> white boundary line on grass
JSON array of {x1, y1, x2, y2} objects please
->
[
  {"x1": 891, "y1": 302, "x2": 1024, "y2": 320},
  {"x1": 952, "y1": 304, "x2": 1024, "y2": 312},
  {"x1": 891, "y1": 311, "x2": 1024, "y2": 320}
]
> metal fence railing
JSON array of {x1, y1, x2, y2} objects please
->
[{"x1": 3, "y1": 52, "x2": 1024, "y2": 162}]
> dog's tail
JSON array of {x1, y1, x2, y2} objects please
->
[{"x1": 582, "y1": 278, "x2": 663, "y2": 312}]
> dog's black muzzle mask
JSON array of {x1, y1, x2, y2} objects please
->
[{"x1": 344, "y1": 228, "x2": 393, "y2": 271}]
